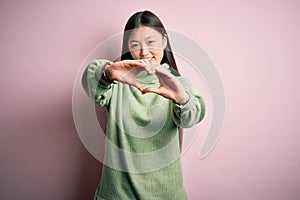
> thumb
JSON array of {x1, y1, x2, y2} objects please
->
[
  {"x1": 127, "y1": 79, "x2": 145, "y2": 92},
  {"x1": 142, "y1": 86, "x2": 161, "y2": 95}
]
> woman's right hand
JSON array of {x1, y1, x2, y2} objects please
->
[{"x1": 104, "y1": 60, "x2": 148, "y2": 91}]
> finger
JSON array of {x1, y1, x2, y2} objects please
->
[
  {"x1": 144, "y1": 58, "x2": 151, "y2": 65},
  {"x1": 142, "y1": 86, "x2": 161, "y2": 95},
  {"x1": 126, "y1": 79, "x2": 145, "y2": 92},
  {"x1": 145, "y1": 65, "x2": 155, "y2": 75},
  {"x1": 128, "y1": 65, "x2": 146, "y2": 74},
  {"x1": 125, "y1": 59, "x2": 147, "y2": 67},
  {"x1": 142, "y1": 86, "x2": 173, "y2": 100}
]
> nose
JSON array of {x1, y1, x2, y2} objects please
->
[{"x1": 140, "y1": 45, "x2": 150, "y2": 58}]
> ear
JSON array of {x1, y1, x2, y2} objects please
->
[{"x1": 163, "y1": 34, "x2": 168, "y2": 49}]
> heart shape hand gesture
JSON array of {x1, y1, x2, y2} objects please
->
[{"x1": 104, "y1": 60, "x2": 189, "y2": 104}]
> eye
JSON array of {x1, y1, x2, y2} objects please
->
[
  {"x1": 130, "y1": 43, "x2": 140, "y2": 49},
  {"x1": 148, "y1": 40, "x2": 155, "y2": 45}
]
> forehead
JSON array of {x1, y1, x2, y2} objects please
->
[{"x1": 128, "y1": 26, "x2": 162, "y2": 40}]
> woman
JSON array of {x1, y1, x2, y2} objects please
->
[{"x1": 82, "y1": 10, "x2": 205, "y2": 200}]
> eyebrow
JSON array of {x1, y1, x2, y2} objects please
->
[{"x1": 129, "y1": 36, "x2": 155, "y2": 43}]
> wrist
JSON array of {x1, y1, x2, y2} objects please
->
[
  {"x1": 102, "y1": 62, "x2": 114, "y2": 83},
  {"x1": 175, "y1": 91, "x2": 190, "y2": 105}
]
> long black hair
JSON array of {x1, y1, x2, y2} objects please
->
[{"x1": 121, "y1": 10, "x2": 179, "y2": 74}]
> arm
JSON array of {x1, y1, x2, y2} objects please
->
[
  {"x1": 82, "y1": 59, "x2": 149, "y2": 107},
  {"x1": 141, "y1": 64, "x2": 206, "y2": 128},
  {"x1": 172, "y1": 77, "x2": 206, "y2": 128},
  {"x1": 81, "y1": 59, "x2": 114, "y2": 107}
]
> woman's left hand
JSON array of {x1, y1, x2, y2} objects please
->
[{"x1": 142, "y1": 65, "x2": 189, "y2": 104}]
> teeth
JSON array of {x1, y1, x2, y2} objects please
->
[{"x1": 142, "y1": 57, "x2": 154, "y2": 60}]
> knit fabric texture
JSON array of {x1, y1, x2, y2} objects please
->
[{"x1": 82, "y1": 59, "x2": 205, "y2": 200}]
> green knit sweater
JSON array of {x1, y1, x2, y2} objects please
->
[{"x1": 82, "y1": 59, "x2": 205, "y2": 200}]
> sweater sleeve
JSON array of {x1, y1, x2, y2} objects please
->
[
  {"x1": 81, "y1": 59, "x2": 114, "y2": 107},
  {"x1": 172, "y1": 77, "x2": 206, "y2": 128}
]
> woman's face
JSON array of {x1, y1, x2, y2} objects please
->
[{"x1": 128, "y1": 26, "x2": 167, "y2": 66}]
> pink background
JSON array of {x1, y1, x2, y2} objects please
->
[{"x1": 1, "y1": 0, "x2": 300, "y2": 199}]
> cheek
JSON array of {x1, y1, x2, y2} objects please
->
[
  {"x1": 150, "y1": 49, "x2": 164, "y2": 64},
  {"x1": 152, "y1": 49, "x2": 164, "y2": 58},
  {"x1": 130, "y1": 50, "x2": 140, "y2": 59}
]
